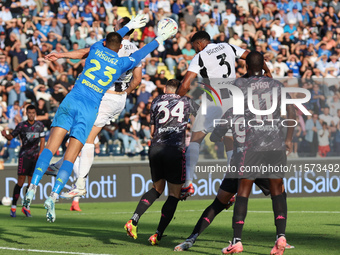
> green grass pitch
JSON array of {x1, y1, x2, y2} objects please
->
[{"x1": 0, "y1": 197, "x2": 339, "y2": 255}]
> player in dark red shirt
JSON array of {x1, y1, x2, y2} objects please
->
[
  {"x1": 1, "y1": 105, "x2": 45, "y2": 218},
  {"x1": 124, "y1": 79, "x2": 198, "y2": 245},
  {"x1": 222, "y1": 52, "x2": 296, "y2": 255}
]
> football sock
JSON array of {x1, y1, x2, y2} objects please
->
[
  {"x1": 12, "y1": 184, "x2": 22, "y2": 206},
  {"x1": 185, "y1": 142, "x2": 200, "y2": 186},
  {"x1": 73, "y1": 156, "x2": 80, "y2": 179},
  {"x1": 156, "y1": 196, "x2": 179, "y2": 240},
  {"x1": 232, "y1": 196, "x2": 248, "y2": 243},
  {"x1": 272, "y1": 193, "x2": 287, "y2": 237},
  {"x1": 131, "y1": 188, "x2": 160, "y2": 225},
  {"x1": 74, "y1": 196, "x2": 80, "y2": 202},
  {"x1": 79, "y1": 143, "x2": 94, "y2": 178},
  {"x1": 283, "y1": 190, "x2": 287, "y2": 201},
  {"x1": 52, "y1": 160, "x2": 74, "y2": 194},
  {"x1": 31, "y1": 149, "x2": 53, "y2": 185},
  {"x1": 190, "y1": 197, "x2": 227, "y2": 238}
]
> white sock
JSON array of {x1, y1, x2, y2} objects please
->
[
  {"x1": 73, "y1": 196, "x2": 80, "y2": 202},
  {"x1": 78, "y1": 143, "x2": 95, "y2": 178},
  {"x1": 11, "y1": 205, "x2": 16, "y2": 209},
  {"x1": 73, "y1": 156, "x2": 80, "y2": 179},
  {"x1": 75, "y1": 177, "x2": 86, "y2": 190},
  {"x1": 185, "y1": 142, "x2": 200, "y2": 187},
  {"x1": 54, "y1": 156, "x2": 64, "y2": 169}
]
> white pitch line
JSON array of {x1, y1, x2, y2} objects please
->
[
  {"x1": 0, "y1": 247, "x2": 114, "y2": 255},
  {"x1": 57, "y1": 209, "x2": 340, "y2": 216}
]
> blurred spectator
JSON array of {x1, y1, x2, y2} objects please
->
[
  {"x1": 118, "y1": 113, "x2": 138, "y2": 154},
  {"x1": 305, "y1": 113, "x2": 322, "y2": 156},
  {"x1": 8, "y1": 83, "x2": 26, "y2": 107},
  {"x1": 36, "y1": 98, "x2": 51, "y2": 129},
  {"x1": 176, "y1": 59, "x2": 189, "y2": 80},
  {"x1": 165, "y1": 42, "x2": 183, "y2": 75},
  {"x1": 318, "y1": 122, "x2": 330, "y2": 157},
  {"x1": 136, "y1": 83, "x2": 151, "y2": 105},
  {"x1": 7, "y1": 101, "x2": 22, "y2": 129},
  {"x1": 141, "y1": 74, "x2": 157, "y2": 93},
  {"x1": 155, "y1": 70, "x2": 168, "y2": 94},
  {"x1": 182, "y1": 42, "x2": 195, "y2": 64}
]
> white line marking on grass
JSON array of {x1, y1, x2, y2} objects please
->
[
  {"x1": 0, "y1": 247, "x2": 114, "y2": 255},
  {"x1": 58, "y1": 210, "x2": 340, "y2": 216}
]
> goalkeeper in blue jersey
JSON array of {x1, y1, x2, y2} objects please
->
[{"x1": 23, "y1": 14, "x2": 178, "y2": 223}]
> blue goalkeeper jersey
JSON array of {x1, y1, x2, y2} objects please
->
[{"x1": 71, "y1": 28, "x2": 158, "y2": 106}]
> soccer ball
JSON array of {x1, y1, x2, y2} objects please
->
[
  {"x1": 1, "y1": 196, "x2": 11, "y2": 206},
  {"x1": 157, "y1": 18, "x2": 178, "y2": 37}
]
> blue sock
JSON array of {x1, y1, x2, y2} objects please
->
[
  {"x1": 52, "y1": 160, "x2": 74, "y2": 194},
  {"x1": 31, "y1": 149, "x2": 53, "y2": 186}
]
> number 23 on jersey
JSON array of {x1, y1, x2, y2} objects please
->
[{"x1": 84, "y1": 59, "x2": 117, "y2": 86}]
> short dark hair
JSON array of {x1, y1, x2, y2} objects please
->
[
  {"x1": 26, "y1": 104, "x2": 36, "y2": 111},
  {"x1": 106, "y1": 32, "x2": 123, "y2": 50},
  {"x1": 119, "y1": 17, "x2": 134, "y2": 36},
  {"x1": 166, "y1": 79, "x2": 181, "y2": 90},
  {"x1": 190, "y1": 31, "x2": 211, "y2": 43},
  {"x1": 246, "y1": 51, "x2": 264, "y2": 73}
]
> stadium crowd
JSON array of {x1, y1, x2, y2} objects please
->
[{"x1": 0, "y1": 0, "x2": 340, "y2": 161}]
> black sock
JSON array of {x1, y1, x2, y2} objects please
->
[
  {"x1": 156, "y1": 196, "x2": 179, "y2": 240},
  {"x1": 12, "y1": 184, "x2": 22, "y2": 206},
  {"x1": 282, "y1": 190, "x2": 287, "y2": 201},
  {"x1": 272, "y1": 194, "x2": 287, "y2": 237},
  {"x1": 232, "y1": 196, "x2": 248, "y2": 244},
  {"x1": 131, "y1": 188, "x2": 160, "y2": 225},
  {"x1": 190, "y1": 198, "x2": 227, "y2": 239}
]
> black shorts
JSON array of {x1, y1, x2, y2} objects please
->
[
  {"x1": 242, "y1": 150, "x2": 287, "y2": 179},
  {"x1": 220, "y1": 178, "x2": 271, "y2": 196},
  {"x1": 149, "y1": 145, "x2": 186, "y2": 184},
  {"x1": 18, "y1": 157, "x2": 37, "y2": 176}
]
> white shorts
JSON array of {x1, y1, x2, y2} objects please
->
[
  {"x1": 192, "y1": 95, "x2": 232, "y2": 133},
  {"x1": 93, "y1": 92, "x2": 127, "y2": 127}
]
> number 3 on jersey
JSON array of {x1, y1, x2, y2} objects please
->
[
  {"x1": 84, "y1": 59, "x2": 116, "y2": 86},
  {"x1": 158, "y1": 101, "x2": 184, "y2": 124}
]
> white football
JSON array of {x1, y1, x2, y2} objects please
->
[
  {"x1": 157, "y1": 18, "x2": 178, "y2": 36},
  {"x1": 2, "y1": 196, "x2": 11, "y2": 206}
]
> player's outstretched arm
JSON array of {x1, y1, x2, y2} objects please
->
[
  {"x1": 176, "y1": 71, "x2": 197, "y2": 96},
  {"x1": 125, "y1": 66, "x2": 143, "y2": 94},
  {"x1": 116, "y1": 14, "x2": 148, "y2": 38},
  {"x1": 123, "y1": 21, "x2": 177, "y2": 73},
  {"x1": 45, "y1": 48, "x2": 90, "y2": 61}
]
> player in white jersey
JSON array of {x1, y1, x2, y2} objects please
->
[
  {"x1": 47, "y1": 17, "x2": 143, "y2": 198},
  {"x1": 176, "y1": 31, "x2": 272, "y2": 199}
]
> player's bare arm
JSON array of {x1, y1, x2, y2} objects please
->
[
  {"x1": 45, "y1": 48, "x2": 91, "y2": 61},
  {"x1": 125, "y1": 66, "x2": 143, "y2": 94},
  {"x1": 39, "y1": 137, "x2": 45, "y2": 156},
  {"x1": 176, "y1": 71, "x2": 197, "y2": 96}
]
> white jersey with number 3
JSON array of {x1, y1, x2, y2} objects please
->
[
  {"x1": 188, "y1": 43, "x2": 246, "y2": 133},
  {"x1": 188, "y1": 43, "x2": 245, "y2": 79}
]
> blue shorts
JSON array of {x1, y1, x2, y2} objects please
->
[{"x1": 51, "y1": 92, "x2": 99, "y2": 144}]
